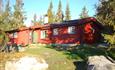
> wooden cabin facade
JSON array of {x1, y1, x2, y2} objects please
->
[{"x1": 6, "y1": 17, "x2": 103, "y2": 45}]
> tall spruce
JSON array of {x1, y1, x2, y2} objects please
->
[
  {"x1": 2, "y1": 0, "x2": 11, "y2": 30},
  {"x1": 56, "y1": 0, "x2": 63, "y2": 22},
  {"x1": 4, "y1": 0, "x2": 10, "y2": 17},
  {"x1": 80, "y1": 6, "x2": 89, "y2": 18},
  {"x1": 0, "y1": 0, "x2": 3, "y2": 14},
  {"x1": 96, "y1": 0, "x2": 115, "y2": 49},
  {"x1": 31, "y1": 13, "x2": 37, "y2": 25},
  {"x1": 33, "y1": 13, "x2": 37, "y2": 23},
  {"x1": 47, "y1": 0, "x2": 54, "y2": 23},
  {"x1": 13, "y1": 0, "x2": 25, "y2": 29},
  {"x1": 0, "y1": 0, "x2": 12, "y2": 31},
  {"x1": 65, "y1": 0, "x2": 71, "y2": 21},
  {"x1": 0, "y1": 0, "x2": 10, "y2": 52},
  {"x1": 96, "y1": 0, "x2": 115, "y2": 28},
  {"x1": 0, "y1": 0, "x2": 3, "y2": 24},
  {"x1": 38, "y1": 16, "x2": 44, "y2": 25}
]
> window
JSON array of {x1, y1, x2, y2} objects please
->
[
  {"x1": 9, "y1": 34, "x2": 13, "y2": 38},
  {"x1": 29, "y1": 31, "x2": 32, "y2": 36},
  {"x1": 40, "y1": 30, "x2": 47, "y2": 39},
  {"x1": 68, "y1": 26, "x2": 76, "y2": 34},
  {"x1": 29, "y1": 31, "x2": 33, "y2": 40},
  {"x1": 53, "y1": 28, "x2": 58, "y2": 35},
  {"x1": 13, "y1": 32, "x2": 17, "y2": 38}
]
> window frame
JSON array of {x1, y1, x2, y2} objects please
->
[
  {"x1": 40, "y1": 30, "x2": 47, "y2": 39},
  {"x1": 53, "y1": 28, "x2": 58, "y2": 35},
  {"x1": 68, "y1": 26, "x2": 76, "y2": 34},
  {"x1": 13, "y1": 32, "x2": 18, "y2": 38}
]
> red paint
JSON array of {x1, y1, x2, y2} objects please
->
[
  {"x1": 17, "y1": 30, "x2": 30, "y2": 45},
  {"x1": 6, "y1": 17, "x2": 103, "y2": 45},
  {"x1": 50, "y1": 26, "x2": 80, "y2": 44}
]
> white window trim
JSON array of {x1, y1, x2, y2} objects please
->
[
  {"x1": 53, "y1": 28, "x2": 58, "y2": 35},
  {"x1": 29, "y1": 31, "x2": 32, "y2": 36},
  {"x1": 40, "y1": 30, "x2": 47, "y2": 39},
  {"x1": 68, "y1": 26, "x2": 76, "y2": 34},
  {"x1": 13, "y1": 32, "x2": 17, "y2": 38}
]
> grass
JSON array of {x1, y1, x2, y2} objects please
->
[
  {"x1": 0, "y1": 44, "x2": 114, "y2": 70},
  {"x1": 23, "y1": 44, "x2": 115, "y2": 70},
  {"x1": 63, "y1": 44, "x2": 115, "y2": 70},
  {"x1": 0, "y1": 45, "x2": 76, "y2": 70},
  {"x1": 107, "y1": 48, "x2": 115, "y2": 60},
  {"x1": 65, "y1": 45, "x2": 106, "y2": 60},
  {"x1": 23, "y1": 46, "x2": 76, "y2": 70}
]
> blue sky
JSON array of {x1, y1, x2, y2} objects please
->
[{"x1": 9, "y1": 0, "x2": 99, "y2": 26}]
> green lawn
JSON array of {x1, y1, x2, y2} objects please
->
[
  {"x1": 23, "y1": 45, "x2": 76, "y2": 70},
  {"x1": 1, "y1": 44, "x2": 114, "y2": 70}
]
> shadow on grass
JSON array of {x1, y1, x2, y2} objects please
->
[
  {"x1": 73, "y1": 61, "x2": 87, "y2": 70},
  {"x1": 45, "y1": 44, "x2": 115, "y2": 70},
  {"x1": 64, "y1": 45, "x2": 108, "y2": 60},
  {"x1": 107, "y1": 48, "x2": 115, "y2": 60},
  {"x1": 64, "y1": 45, "x2": 108, "y2": 70}
]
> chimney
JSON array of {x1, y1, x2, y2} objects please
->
[{"x1": 44, "y1": 14, "x2": 48, "y2": 23}]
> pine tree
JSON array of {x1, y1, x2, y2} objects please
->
[
  {"x1": 31, "y1": 13, "x2": 37, "y2": 25},
  {"x1": 33, "y1": 14, "x2": 37, "y2": 22},
  {"x1": 4, "y1": 0, "x2": 10, "y2": 17},
  {"x1": 47, "y1": 0, "x2": 54, "y2": 23},
  {"x1": 80, "y1": 6, "x2": 89, "y2": 18},
  {"x1": 65, "y1": 0, "x2": 71, "y2": 21},
  {"x1": 0, "y1": 0, "x2": 3, "y2": 14},
  {"x1": 13, "y1": 0, "x2": 25, "y2": 29},
  {"x1": 96, "y1": 0, "x2": 115, "y2": 49},
  {"x1": 2, "y1": 0, "x2": 11, "y2": 30},
  {"x1": 55, "y1": 0, "x2": 63, "y2": 22},
  {"x1": 0, "y1": 0, "x2": 3, "y2": 24},
  {"x1": 96, "y1": 0, "x2": 115, "y2": 28},
  {"x1": 0, "y1": 0, "x2": 12, "y2": 31},
  {"x1": 38, "y1": 16, "x2": 44, "y2": 25},
  {"x1": 0, "y1": 0, "x2": 11, "y2": 51},
  {"x1": 0, "y1": 0, "x2": 26, "y2": 31}
]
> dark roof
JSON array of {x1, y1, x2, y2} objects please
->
[
  {"x1": 50, "y1": 17, "x2": 97, "y2": 28},
  {"x1": 5, "y1": 27, "x2": 29, "y2": 33},
  {"x1": 5, "y1": 17, "x2": 103, "y2": 32},
  {"x1": 5, "y1": 29, "x2": 18, "y2": 33}
]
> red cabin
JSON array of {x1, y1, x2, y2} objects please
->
[{"x1": 6, "y1": 17, "x2": 103, "y2": 45}]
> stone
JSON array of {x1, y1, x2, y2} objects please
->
[
  {"x1": 5, "y1": 56, "x2": 48, "y2": 70},
  {"x1": 87, "y1": 56, "x2": 115, "y2": 70}
]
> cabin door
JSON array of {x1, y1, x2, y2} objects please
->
[{"x1": 33, "y1": 31, "x2": 38, "y2": 43}]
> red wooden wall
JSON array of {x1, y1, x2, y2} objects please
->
[
  {"x1": 6, "y1": 18, "x2": 102, "y2": 45},
  {"x1": 17, "y1": 29, "x2": 31, "y2": 45},
  {"x1": 50, "y1": 26, "x2": 81, "y2": 44}
]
